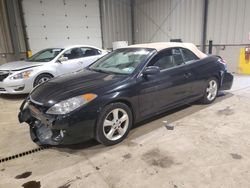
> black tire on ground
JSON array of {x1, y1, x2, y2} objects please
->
[
  {"x1": 33, "y1": 73, "x2": 53, "y2": 87},
  {"x1": 200, "y1": 77, "x2": 219, "y2": 104},
  {"x1": 95, "y1": 102, "x2": 133, "y2": 146}
]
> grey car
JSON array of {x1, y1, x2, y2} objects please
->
[{"x1": 0, "y1": 45, "x2": 108, "y2": 94}]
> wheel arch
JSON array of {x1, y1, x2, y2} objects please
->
[
  {"x1": 104, "y1": 99, "x2": 136, "y2": 125},
  {"x1": 212, "y1": 73, "x2": 223, "y2": 88},
  {"x1": 33, "y1": 72, "x2": 55, "y2": 87}
]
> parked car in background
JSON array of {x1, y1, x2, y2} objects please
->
[
  {"x1": 0, "y1": 45, "x2": 108, "y2": 94},
  {"x1": 19, "y1": 42, "x2": 233, "y2": 146}
]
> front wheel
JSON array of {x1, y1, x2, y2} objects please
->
[
  {"x1": 33, "y1": 73, "x2": 53, "y2": 87},
  {"x1": 95, "y1": 103, "x2": 132, "y2": 146},
  {"x1": 200, "y1": 77, "x2": 219, "y2": 104}
]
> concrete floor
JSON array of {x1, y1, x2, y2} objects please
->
[{"x1": 0, "y1": 75, "x2": 250, "y2": 188}]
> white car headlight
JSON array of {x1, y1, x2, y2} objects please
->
[
  {"x1": 46, "y1": 94, "x2": 97, "y2": 115},
  {"x1": 10, "y1": 70, "x2": 33, "y2": 80}
]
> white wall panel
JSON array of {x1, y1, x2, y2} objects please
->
[
  {"x1": 134, "y1": 0, "x2": 203, "y2": 45},
  {"x1": 22, "y1": 0, "x2": 102, "y2": 53}
]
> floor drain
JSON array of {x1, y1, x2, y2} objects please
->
[{"x1": 0, "y1": 146, "x2": 50, "y2": 163}]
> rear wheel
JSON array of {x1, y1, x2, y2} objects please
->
[
  {"x1": 33, "y1": 73, "x2": 53, "y2": 87},
  {"x1": 95, "y1": 103, "x2": 132, "y2": 146},
  {"x1": 200, "y1": 77, "x2": 218, "y2": 104}
]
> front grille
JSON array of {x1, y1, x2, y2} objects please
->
[{"x1": 0, "y1": 71, "x2": 10, "y2": 81}]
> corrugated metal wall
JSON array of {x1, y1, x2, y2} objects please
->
[
  {"x1": 100, "y1": 0, "x2": 132, "y2": 49},
  {"x1": 206, "y1": 0, "x2": 250, "y2": 72},
  {"x1": 133, "y1": 0, "x2": 203, "y2": 45},
  {"x1": 0, "y1": 0, "x2": 13, "y2": 54},
  {"x1": 13, "y1": 0, "x2": 26, "y2": 53},
  {"x1": 0, "y1": 0, "x2": 26, "y2": 64},
  {"x1": 207, "y1": 0, "x2": 250, "y2": 45},
  {"x1": 133, "y1": 0, "x2": 250, "y2": 72}
]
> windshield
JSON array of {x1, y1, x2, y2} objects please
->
[
  {"x1": 26, "y1": 48, "x2": 64, "y2": 62},
  {"x1": 89, "y1": 48, "x2": 154, "y2": 75}
]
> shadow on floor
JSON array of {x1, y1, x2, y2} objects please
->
[
  {"x1": 54, "y1": 91, "x2": 233, "y2": 153},
  {"x1": 0, "y1": 94, "x2": 28, "y2": 101}
]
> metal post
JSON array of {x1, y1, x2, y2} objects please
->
[
  {"x1": 208, "y1": 40, "x2": 213, "y2": 54},
  {"x1": 201, "y1": 0, "x2": 208, "y2": 53},
  {"x1": 99, "y1": 0, "x2": 105, "y2": 49},
  {"x1": 130, "y1": 0, "x2": 135, "y2": 44}
]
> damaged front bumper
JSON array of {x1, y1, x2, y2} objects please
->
[{"x1": 18, "y1": 98, "x2": 98, "y2": 145}]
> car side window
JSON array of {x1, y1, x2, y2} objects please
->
[
  {"x1": 181, "y1": 48, "x2": 199, "y2": 63},
  {"x1": 152, "y1": 48, "x2": 184, "y2": 70},
  {"x1": 63, "y1": 48, "x2": 82, "y2": 60},
  {"x1": 172, "y1": 48, "x2": 185, "y2": 66},
  {"x1": 80, "y1": 47, "x2": 100, "y2": 57}
]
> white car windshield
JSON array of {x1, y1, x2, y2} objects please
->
[
  {"x1": 89, "y1": 48, "x2": 154, "y2": 75},
  {"x1": 26, "y1": 48, "x2": 64, "y2": 62}
]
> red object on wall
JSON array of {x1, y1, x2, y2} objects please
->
[{"x1": 245, "y1": 47, "x2": 250, "y2": 61}]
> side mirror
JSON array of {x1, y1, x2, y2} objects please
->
[
  {"x1": 143, "y1": 66, "x2": 160, "y2": 75},
  {"x1": 57, "y1": 56, "x2": 68, "y2": 63}
]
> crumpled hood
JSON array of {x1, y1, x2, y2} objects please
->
[
  {"x1": 0, "y1": 60, "x2": 44, "y2": 71},
  {"x1": 30, "y1": 69, "x2": 127, "y2": 107}
]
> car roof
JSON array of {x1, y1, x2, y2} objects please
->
[
  {"x1": 126, "y1": 42, "x2": 207, "y2": 59},
  {"x1": 50, "y1": 45, "x2": 102, "y2": 50}
]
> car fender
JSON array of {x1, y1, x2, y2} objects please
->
[
  {"x1": 96, "y1": 91, "x2": 139, "y2": 124},
  {"x1": 30, "y1": 65, "x2": 57, "y2": 84}
]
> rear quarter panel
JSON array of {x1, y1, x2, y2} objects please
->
[{"x1": 187, "y1": 56, "x2": 224, "y2": 94}]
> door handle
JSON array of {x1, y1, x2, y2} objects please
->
[{"x1": 184, "y1": 72, "x2": 192, "y2": 78}]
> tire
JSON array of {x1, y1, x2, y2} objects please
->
[
  {"x1": 33, "y1": 73, "x2": 53, "y2": 87},
  {"x1": 200, "y1": 77, "x2": 219, "y2": 104},
  {"x1": 95, "y1": 102, "x2": 133, "y2": 146}
]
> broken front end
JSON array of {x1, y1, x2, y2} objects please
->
[{"x1": 18, "y1": 97, "x2": 97, "y2": 145}]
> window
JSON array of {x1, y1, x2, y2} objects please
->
[
  {"x1": 27, "y1": 48, "x2": 63, "y2": 62},
  {"x1": 80, "y1": 47, "x2": 100, "y2": 57},
  {"x1": 172, "y1": 48, "x2": 184, "y2": 66},
  {"x1": 152, "y1": 48, "x2": 184, "y2": 70},
  {"x1": 181, "y1": 48, "x2": 198, "y2": 63},
  {"x1": 63, "y1": 48, "x2": 82, "y2": 60},
  {"x1": 89, "y1": 48, "x2": 153, "y2": 75}
]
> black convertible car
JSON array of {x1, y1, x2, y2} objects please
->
[{"x1": 19, "y1": 42, "x2": 233, "y2": 146}]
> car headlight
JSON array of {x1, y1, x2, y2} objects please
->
[
  {"x1": 46, "y1": 94, "x2": 97, "y2": 115},
  {"x1": 10, "y1": 70, "x2": 33, "y2": 80}
]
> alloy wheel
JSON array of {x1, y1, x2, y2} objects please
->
[
  {"x1": 206, "y1": 80, "x2": 218, "y2": 101},
  {"x1": 103, "y1": 108, "x2": 129, "y2": 141},
  {"x1": 38, "y1": 77, "x2": 50, "y2": 85}
]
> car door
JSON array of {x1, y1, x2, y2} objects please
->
[
  {"x1": 180, "y1": 48, "x2": 203, "y2": 98},
  {"x1": 56, "y1": 48, "x2": 82, "y2": 75},
  {"x1": 138, "y1": 48, "x2": 193, "y2": 117},
  {"x1": 78, "y1": 47, "x2": 104, "y2": 68}
]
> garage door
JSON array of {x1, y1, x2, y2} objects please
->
[{"x1": 22, "y1": 0, "x2": 102, "y2": 53}]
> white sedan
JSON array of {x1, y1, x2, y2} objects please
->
[{"x1": 0, "y1": 45, "x2": 108, "y2": 94}]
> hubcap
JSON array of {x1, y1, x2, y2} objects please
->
[
  {"x1": 206, "y1": 80, "x2": 218, "y2": 101},
  {"x1": 38, "y1": 77, "x2": 50, "y2": 85},
  {"x1": 103, "y1": 108, "x2": 129, "y2": 141}
]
